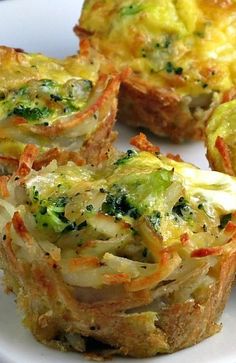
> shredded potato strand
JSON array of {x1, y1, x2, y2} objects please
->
[
  {"x1": 0, "y1": 176, "x2": 10, "y2": 198},
  {"x1": 215, "y1": 136, "x2": 234, "y2": 176},
  {"x1": 16, "y1": 144, "x2": 39, "y2": 178}
]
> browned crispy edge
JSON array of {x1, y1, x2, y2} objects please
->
[
  {"x1": 118, "y1": 77, "x2": 212, "y2": 143},
  {"x1": 157, "y1": 252, "x2": 236, "y2": 353},
  {"x1": 79, "y1": 90, "x2": 118, "y2": 166},
  {"x1": 205, "y1": 131, "x2": 236, "y2": 176}
]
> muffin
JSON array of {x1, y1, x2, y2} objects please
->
[
  {"x1": 0, "y1": 46, "x2": 123, "y2": 174},
  {"x1": 0, "y1": 134, "x2": 236, "y2": 358},
  {"x1": 76, "y1": 0, "x2": 236, "y2": 141}
]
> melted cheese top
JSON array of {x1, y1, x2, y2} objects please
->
[
  {"x1": 25, "y1": 149, "x2": 236, "y2": 251},
  {"x1": 80, "y1": 0, "x2": 236, "y2": 96}
]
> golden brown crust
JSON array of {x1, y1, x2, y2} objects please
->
[
  {"x1": 1, "y1": 210, "x2": 236, "y2": 358},
  {"x1": 80, "y1": 107, "x2": 117, "y2": 165},
  {"x1": 130, "y1": 132, "x2": 160, "y2": 153},
  {"x1": 1, "y1": 141, "x2": 236, "y2": 358},
  {"x1": 118, "y1": 76, "x2": 211, "y2": 143},
  {"x1": 157, "y1": 252, "x2": 236, "y2": 353}
]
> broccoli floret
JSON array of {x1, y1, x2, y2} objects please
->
[
  {"x1": 34, "y1": 196, "x2": 70, "y2": 233},
  {"x1": 120, "y1": 4, "x2": 143, "y2": 16},
  {"x1": 172, "y1": 197, "x2": 193, "y2": 221},
  {"x1": 11, "y1": 105, "x2": 51, "y2": 121},
  {"x1": 219, "y1": 213, "x2": 232, "y2": 229},
  {"x1": 102, "y1": 186, "x2": 140, "y2": 219},
  {"x1": 114, "y1": 149, "x2": 138, "y2": 166}
]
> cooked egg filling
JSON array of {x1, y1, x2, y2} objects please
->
[
  {"x1": 0, "y1": 78, "x2": 92, "y2": 127},
  {"x1": 0, "y1": 48, "x2": 101, "y2": 158},
  {"x1": 17, "y1": 149, "x2": 236, "y2": 292},
  {"x1": 80, "y1": 0, "x2": 236, "y2": 96}
]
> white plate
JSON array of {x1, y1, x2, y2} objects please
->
[{"x1": 0, "y1": 1, "x2": 235, "y2": 362}]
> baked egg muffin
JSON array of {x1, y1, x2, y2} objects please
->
[
  {"x1": 0, "y1": 134, "x2": 236, "y2": 358},
  {"x1": 206, "y1": 99, "x2": 236, "y2": 176},
  {"x1": 77, "y1": 0, "x2": 236, "y2": 141},
  {"x1": 0, "y1": 46, "x2": 123, "y2": 174}
]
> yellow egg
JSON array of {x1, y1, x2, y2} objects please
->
[{"x1": 78, "y1": 0, "x2": 236, "y2": 141}]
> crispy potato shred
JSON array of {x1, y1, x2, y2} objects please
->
[
  {"x1": 214, "y1": 136, "x2": 234, "y2": 176},
  {"x1": 16, "y1": 144, "x2": 39, "y2": 178},
  {"x1": 0, "y1": 175, "x2": 10, "y2": 198},
  {"x1": 1, "y1": 141, "x2": 236, "y2": 357},
  {"x1": 130, "y1": 133, "x2": 160, "y2": 154}
]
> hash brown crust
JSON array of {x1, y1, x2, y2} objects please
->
[{"x1": 1, "y1": 138, "x2": 236, "y2": 358}]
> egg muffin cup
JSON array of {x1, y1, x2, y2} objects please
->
[
  {"x1": 0, "y1": 46, "x2": 124, "y2": 174},
  {"x1": 76, "y1": 0, "x2": 236, "y2": 142},
  {"x1": 0, "y1": 135, "x2": 236, "y2": 358}
]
